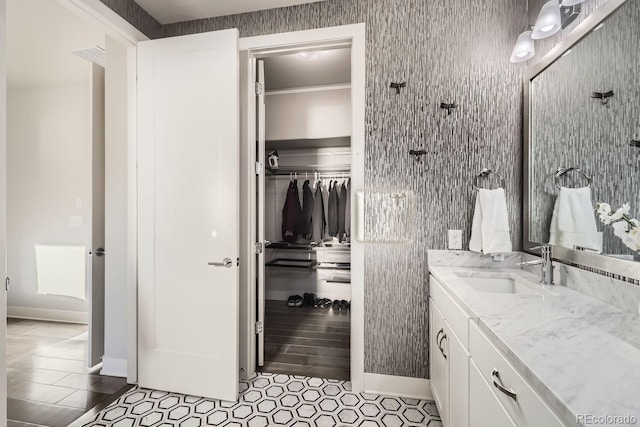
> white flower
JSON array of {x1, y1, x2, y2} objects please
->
[
  {"x1": 596, "y1": 203, "x2": 612, "y2": 215},
  {"x1": 610, "y1": 203, "x2": 631, "y2": 221}
]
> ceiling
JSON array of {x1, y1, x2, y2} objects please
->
[
  {"x1": 133, "y1": 0, "x2": 327, "y2": 25},
  {"x1": 264, "y1": 48, "x2": 351, "y2": 91},
  {"x1": 7, "y1": 0, "x2": 105, "y2": 89}
]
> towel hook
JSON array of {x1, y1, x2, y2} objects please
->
[
  {"x1": 554, "y1": 167, "x2": 592, "y2": 190},
  {"x1": 473, "y1": 168, "x2": 505, "y2": 190}
]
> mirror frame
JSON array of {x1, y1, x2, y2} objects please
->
[{"x1": 522, "y1": 0, "x2": 640, "y2": 280}]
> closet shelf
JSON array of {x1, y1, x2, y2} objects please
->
[
  {"x1": 315, "y1": 262, "x2": 351, "y2": 271},
  {"x1": 265, "y1": 258, "x2": 317, "y2": 269}
]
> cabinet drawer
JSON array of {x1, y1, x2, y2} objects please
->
[
  {"x1": 469, "y1": 360, "x2": 516, "y2": 427},
  {"x1": 430, "y1": 276, "x2": 470, "y2": 350},
  {"x1": 469, "y1": 322, "x2": 564, "y2": 427}
]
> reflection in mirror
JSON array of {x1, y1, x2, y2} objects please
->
[{"x1": 529, "y1": 0, "x2": 640, "y2": 261}]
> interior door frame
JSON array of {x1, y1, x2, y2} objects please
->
[
  {"x1": 58, "y1": 0, "x2": 146, "y2": 385},
  {"x1": 238, "y1": 23, "x2": 366, "y2": 392}
]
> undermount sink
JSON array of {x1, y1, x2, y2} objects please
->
[{"x1": 455, "y1": 273, "x2": 545, "y2": 295}]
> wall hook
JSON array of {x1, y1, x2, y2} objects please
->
[
  {"x1": 629, "y1": 139, "x2": 640, "y2": 147},
  {"x1": 390, "y1": 82, "x2": 407, "y2": 94},
  {"x1": 409, "y1": 149, "x2": 427, "y2": 161},
  {"x1": 591, "y1": 90, "x2": 614, "y2": 105},
  {"x1": 440, "y1": 102, "x2": 458, "y2": 116}
]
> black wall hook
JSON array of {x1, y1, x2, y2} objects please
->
[
  {"x1": 390, "y1": 82, "x2": 407, "y2": 94},
  {"x1": 591, "y1": 90, "x2": 614, "y2": 105},
  {"x1": 629, "y1": 139, "x2": 640, "y2": 147},
  {"x1": 440, "y1": 102, "x2": 458, "y2": 115},
  {"x1": 409, "y1": 149, "x2": 427, "y2": 161}
]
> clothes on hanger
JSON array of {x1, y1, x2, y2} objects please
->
[
  {"x1": 328, "y1": 181, "x2": 339, "y2": 237},
  {"x1": 282, "y1": 179, "x2": 302, "y2": 243},
  {"x1": 312, "y1": 182, "x2": 326, "y2": 243},
  {"x1": 345, "y1": 178, "x2": 351, "y2": 238},
  {"x1": 322, "y1": 181, "x2": 331, "y2": 240},
  {"x1": 298, "y1": 180, "x2": 314, "y2": 238},
  {"x1": 337, "y1": 181, "x2": 348, "y2": 242}
]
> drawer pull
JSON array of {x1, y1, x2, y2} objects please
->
[
  {"x1": 492, "y1": 369, "x2": 517, "y2": 401},
  {"x1": 438, "y1": 333, "x2": 447, "y2": 360}
]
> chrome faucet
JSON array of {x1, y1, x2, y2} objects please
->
[{"x1": 517, "y1": 245, "x2": 554, "y2": 285}]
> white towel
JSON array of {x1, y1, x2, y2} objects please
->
[
  {"x1": 35, "y1": 245, "x2": 87, "y2": 300},
  {"x1": 549, "y1": 187, "x2": 601, "y2": 252},
  {"x1": 469, "y1": 188, "x2": 512, "y2": 254}
]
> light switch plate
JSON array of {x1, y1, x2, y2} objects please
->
[
  {"x1": 69, "y1": 216, "x2": 82, "y2": 227},
  {"x1": 448, "y1": 229, "x2": 463, "y2": 250}
]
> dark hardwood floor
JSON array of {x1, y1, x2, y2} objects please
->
[
  {"x1": 6, "y1": 318, "x2": 130, "y2": 427},
  {"x1": 259, "y1": 300, "x2": 350, "y2": 381}
]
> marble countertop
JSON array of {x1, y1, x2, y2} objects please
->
[{"x1": 429, "y1": 265, "x2": 640, "y2": 427}]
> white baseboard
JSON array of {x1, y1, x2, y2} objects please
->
[
  {"x1": 364, "y1": 373, "x2": 433, "y2": 400},
  {"x1": 7, "y1": 306, "x2": 88, "y2": 324},
  {"x1": 101, "y1": 357, "x2": 128, "y2": 378}
]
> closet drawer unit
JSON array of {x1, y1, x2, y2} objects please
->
[
  {"x1": 316, "y1": 268, "x2": 350, "y2": 283},
  {"x1": 469, "y1": 321, "x2": 564, "y2": 427},
  {"x1": 314, "y1": 248, "x2": 350, "y2": 264},
  {"x1": 430, "y1": 276, "x2": 470, "y2": 349}
]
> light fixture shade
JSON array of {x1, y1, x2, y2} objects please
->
[
  {"x1": 532, "y1": 0, "x2": 562, "y2": 39},
  {"x1": 510, "y1": 31, "x2": 535, "y2": 63},
  {"x1": 561, "y1": 0, "x2": 585, "y2": 5}
]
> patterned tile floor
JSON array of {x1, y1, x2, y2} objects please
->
[{"x1": 80, "y1": 373, "x2": 441, "y2": 426}]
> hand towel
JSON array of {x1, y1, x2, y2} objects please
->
[
  {"x1": 469, "y1": 188, "x2": 512, "y2": 254},
  {"x1": 549, "y1": 186, "x2": 601, "y2": 252}
]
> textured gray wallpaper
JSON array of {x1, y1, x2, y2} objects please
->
[
  {"x1": 99, "y1": 0, "x2": 162, "y2": 38},
  {"x1": 530, "y1": 0, "x2": 640, "y2": 258},
  {"x1": 107, "y1": 0, "x2": 529, "y2": 379}
]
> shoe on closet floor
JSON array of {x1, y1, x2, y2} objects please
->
[
  {"x1": 287, "y1": 295, "x2": 303, "y2": 307},
  {"x1": 340, "y1": 300, "x2": 350, "y2": 311},
  {"x1": 332, "y1": 299, "x2": 341, "y2": 311}
]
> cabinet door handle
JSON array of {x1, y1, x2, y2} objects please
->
[
  {"x1": 436, "y1": 328, "x2": 443, "y2": 346},
  {"x1": 492, "y1": 369, "x2": 517, "y2": 401},
  {"x1": 439, "y1": 333, "x2": 447, "y2": 360}
]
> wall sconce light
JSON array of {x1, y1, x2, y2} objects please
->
[
  {"x1": 532, "y1": 0, "x2": 562, "y2": 39},
  {"x1": 510, "y1": 0, "x2": 582, "y2": 62},
  {"x1": 510, "y1": 30, "x2": 535, "y2": 63}
]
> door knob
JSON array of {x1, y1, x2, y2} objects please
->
[
  {"x1": 208, "y1": 257, "x2": 233, "y2": 268},
  {"x1": 95, "y1": 248, "x2": 106, "y2": 257}
]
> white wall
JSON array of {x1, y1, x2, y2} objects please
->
[
  {"x1": 101, "y1": 35, "x2": 130, "y2": 378},
  {"x1": 265, "y1": 89, "x2": 351, "y2": 140},
  {"x1": 7, "y1": 82, "x2": 91, "y2": 318}
]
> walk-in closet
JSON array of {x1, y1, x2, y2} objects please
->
[{"x1": 256, "y1": 47, "x2": 352, "y2": 380}]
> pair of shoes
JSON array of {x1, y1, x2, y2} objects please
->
[
  {"x1": 287, "y1": 295, "x2": 303, "y2": 307},
  {"x1": 315, "y1": 298, "x2": 331, "y2": 308},
  {"x1": 332, "y1": 299, "x2": 351, "y2": 311},
  {"x1": 303, "y1": 293, "x2": 316, "y2": 307}
]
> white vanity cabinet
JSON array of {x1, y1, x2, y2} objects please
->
[
  {"x1": 429, "y1": 276, "x2": 470, "y2": 427},
  {"x1": 429, "y1": 274, "x2": 566, "y2": 427}
]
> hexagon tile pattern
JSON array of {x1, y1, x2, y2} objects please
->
[{"x1": 81, "y1": 373, "x2": 441, "y2": 426}]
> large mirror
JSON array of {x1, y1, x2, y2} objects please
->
[{"x1": 525, "y1": 0, "x2": 640, "y2": 275}]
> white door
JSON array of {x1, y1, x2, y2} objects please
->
[
  {"x1": 89, "y1": 63, "x2": 106, "y2": 367},
  {"x1": 137, "y1": 29, "x2": 241, "y2": 401},
  {"x1": 256, "y1": 59, "x2": 265, "y2": 367}
]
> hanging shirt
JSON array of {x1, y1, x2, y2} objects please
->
[
  {"x1": 337, "y1": 181, "x2": 348, "y2": 243},
  {"x1": 345, "y1": 178, "x2": 351, "y2": 238},
  {"x1": 297, "y1": 180, "x2": 314, "y2": 238},
  {"x1": 282, "y1": 180, "x2": 302, "y2": 243},
  {"x1": 312, "y1": 182, "x2": 326, "y2": 244},
  {"x1": 328, "y1": 181, "x2": 339, "y2": 237},
  {"x1": 322, "y1": 181, "x2": 331, "y2": 240}
]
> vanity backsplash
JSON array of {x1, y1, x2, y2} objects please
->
[{"x1": 428, "y1": 250, "x2": 640, "y2": 315}]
